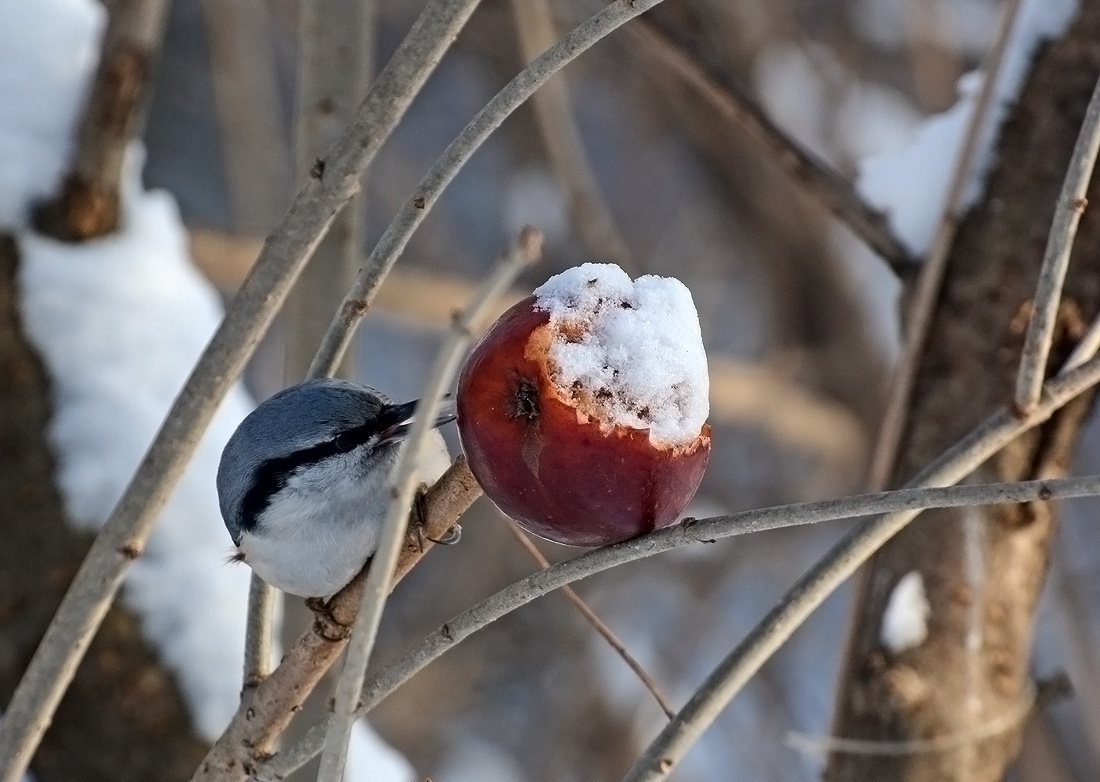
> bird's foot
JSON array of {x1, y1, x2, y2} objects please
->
[{"x1": 409, "y1": 484, "x2": 462, "y2": 551}]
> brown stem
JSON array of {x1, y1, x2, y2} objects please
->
[
  {"x1": 628, "y1": 16, "x2": 917, "y2": 278},
  {"x1": 189, "y1": 457, "x2": 482, "y2": 782},
  {"x1": 501, "y1": 518, "x2": 676, "y2": 719}
]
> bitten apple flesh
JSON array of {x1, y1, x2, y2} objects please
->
[{"x1": 456, "y1": 265, "x2": 711, "y2": 546}]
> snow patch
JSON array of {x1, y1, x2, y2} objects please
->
[
  {"x1": 857, "y1": 0, "x2": 1080, "y2": 257},
  {"x1": 19, "y1": 148, "x2": 261, "y2": 737},
  {"x1": 18, "y1": 147, "x2": 412, "y2": 777},
  {"x1": 880, "y1": 571, "x2": 931, "y2": 653},
  {"x1": 3, "y1": 1, "x2": 411, "y2": 766},
  {"x1": 0, "y1": 0, "x2": 104, "y2": 228},
  {"x1": 534, "y1": 263, "x2": 709, "y2": 446},
  {"x1": 851, "y1": 0, "x2": 1000, "y2": 55}
]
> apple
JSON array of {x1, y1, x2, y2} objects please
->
[{"x1": 456, "y1": 264, "x2": 711, "y2": 546}]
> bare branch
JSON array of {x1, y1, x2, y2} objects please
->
[
  {"x1": 503, "y1": 518, "x2": 676, "y2": 720},
  {"x1": 315, "y1": 228, "x2": 542, "y2": 782},
  {"x1": 0, "y1": 4, "x2": 482, "y2": 779},
  {"x1": 627, "y1": 16, "x2": 916, "y2": 277},
  {"x1": 621, "y1": 354, "x2": 1100, "y2": 782},
  {"x1": 33, "y1": 0, "x2": 169, "y2": 240},
  {"x1": 201, "y1": 0, "x2": 288, "y2": 234},
  {"x1": 308, "y1": 0, "x2": 670, "y2": 379},
  {"x1": 866, "y1": 0, "x2": 1023, "y2": 490},
  {"x1": 509, "y1": 0, "x2": 635, "y2": 271},
  {"x1": 283, "y1": 0, "x2": 376, "y2": 380},
  {"x1": 786, "y1": 684, "x2": 1036, "y2": 757},
  {"x1": 240, "y1": 0, "x2": 381, "y2": 695},
  {"x1": 241, "y1": 575, "x2": 277, "y2": 688},
  {"x1": 263, "y1": 352, "x2": 1100, "y2": 779},
  {"x1": 1014, "y1": 74, "x2": 1100, "y2": 412},
  {"x1": 190, "y1": 457, "x2": 483, "y2": 782}
]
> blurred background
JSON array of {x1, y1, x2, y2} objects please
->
[{"x1": 134, "y1": 1, "x2": 1100, "y2": 780}]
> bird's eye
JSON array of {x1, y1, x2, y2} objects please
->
[{"x1": 333, "y1": 432, "x2": 357, "y2": 452}]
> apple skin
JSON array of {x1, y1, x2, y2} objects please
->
[{"x1": 456, "y1": 296, "x2": 711, "y2": 547}]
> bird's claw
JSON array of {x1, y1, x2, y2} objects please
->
[
  {"x1": 409, "y1": 484, "x2": 462, "y2": 549},
  {"x1": 427, "y1": 524, "x2": 462, "y2": 546}
]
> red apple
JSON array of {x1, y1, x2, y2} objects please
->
[{"x1": 456, "y1": 295, "x2": 711, "y2": 546}]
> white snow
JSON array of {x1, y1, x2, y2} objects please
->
[
  {"x1": 754, "y1": 44, "x2": 839, "y2": 163},
  {"x1": 4, "y1": 2, "x2": 412, "y2": 778},
  {"x1": 533, "y1": 263, "x2": 710, "y2": 447},
  {"x1": 20, "y1": 149, "x2": 260, "y2": 736},
  {"x1": 502, "y1": 167, "x2": 568, "y2": 246},
  {"x1": 0, "y1": 0, "x2": 104, "y2": 229},
  {"x1": 880, "y1": 571, "x2": 931, "y2": 653},
  {"x1": 850, "y1": 0, "x2": 1000, "y2": 56},
  {"x1": 755, "y1": 44, "x2": 922, "y2": 167},
  {"x1": 857, "y1": 0, "x2": 1080, "y2": 257}
]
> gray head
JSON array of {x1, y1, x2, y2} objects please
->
[{"x1": 216, "y1": 378, "x2": 451, "y2": 545}]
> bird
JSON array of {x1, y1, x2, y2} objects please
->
[{"x1": 216, "y1": 378, "x2": 453, "y2": 598}]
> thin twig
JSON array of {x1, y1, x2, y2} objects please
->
[
  {"x1": 239, "y1": 0, "x2": 380, "y2": 695},
  {"x1": 1014, "y1": 74, "x2": 1100, "y2": 413},
  {"x1": 33, "y1": 0, "x2": 169, "y2": 240},
  {"x1": 0, "y1": 4, "x2": 482, "y2": 780},
  {"x1": 1064, "y1": 308, "x2": 1100, "y2": 371},
  {"x1": 261, "y1": 352, "x2": 1100, "y2": 780},
  {"x1": 308, "y1": 0, "x2": 669, "y2": 379},
  {"x1": 283, "y1": 0, "x2": 375, "y2": 379},
  {"x1": 315, "y1": 228, "x2": 543, "y2": 782},
  {"x1": 866, "y1": 0, "x2": 1023, "y2": 490},
  {"x1": 627, "y1": 16, "x2": 916, "y2": 277},
  {"x1": 241, "y1": 574, "x2": 277, "y2": 689},
  {"x1": 201, "y1": 0, "x2": 288, "y2": 235},
  {"x1": 502, "y1": 518, "x2": 676, "y2": 720},
  {"x1": 242, "y1": 574, "x2": 277, "y2": 688},
  {"x1": 189, "y1": 458, "x2": 482, "y2": 782},
  {"x1": 620, "y1": 366, "x2": 1100, "y2": 781},
  {"x1": 509, "y1": 0, "x2": 635, "y2": 271},
  {"x1": 786, "y1": 683, "x2": 1037, "y2": 757}
]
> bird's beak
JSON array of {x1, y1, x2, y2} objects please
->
[{"x1": 378, "y1": 397, "x2": 456, "y2": 444}]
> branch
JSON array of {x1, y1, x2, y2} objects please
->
[
  {"x1": 627, "y1": 16, "x2": 916, "y2": 277},
  {"x1": 262, "y1": 351, "x2": 1100, "y2": 779},
  {"x1": 509, "y1": 0, "x2": 636, "y2": 271},
  {"x1": 0, "y1": 4, "x2": 482, "y2": 779},
  {"x1": 1014, "y1": 73, "x2": 1100, "y2": 412},
  {"x1": 241, "y1": 0, "x2": 381, "y2": 693},
  {"x1": 33, "y1": 0, "x2": 169, "y2": 240},
  {"x1": 190, "y1": 456, "x2": 482, "y2": 782},
  {"x1": 307, "y1": 0, "x2": 670, "y2": 379},
  {"x1": 283, "y1": 0, "x2": 376, "y2": 379},
  {"x1": 315, "y1": 228, "x2": 542, "y2": 782},
  {"x1": 201, "y1": 0, "x2": 288, "y2": 234},
  {"x1": 621, "y1": 366, "x2": 1100, "y2": 781},
  {"x1": 502, "y1": 518, "x2": 676, "y2": 720},
  {"x1": 241, "y1": 576, "x2": 277, "y2": 688},
  {"x1": 866, "y1": 0, "x2": 1023, "y2": 490}
]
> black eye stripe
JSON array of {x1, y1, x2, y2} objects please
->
[
  {"x1": 233, "y1": 398, "x2": 449, "y2": 534},
  {"x1": 237, "y1": 420, "x2": 382, "y2": 532}
]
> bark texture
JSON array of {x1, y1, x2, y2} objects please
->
[
  {"x1": 828, "y1": 5, "x2": 1100, "y2": 781},
  {"x1": 0, "y1": 236, "x2": 208, "y2": 781}
]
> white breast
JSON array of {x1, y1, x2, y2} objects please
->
[{"x1": 237, "y1": 431, "x2": 449, "y2": 598}]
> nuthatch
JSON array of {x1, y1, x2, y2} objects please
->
[{"x1": 216, "y1": 379, "x2": 452, "y2": 597}]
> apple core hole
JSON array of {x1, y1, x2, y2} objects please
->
[{"x1": 510, "y1": 378, "x2": 540, "y2": 421}]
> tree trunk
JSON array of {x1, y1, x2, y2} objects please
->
[
  {"x1": 827, "y1": 4, "x2": 1100, "y2": 780},
  {"x1": 0, "y1": 235, "x2": 209, "y2": 781}
]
